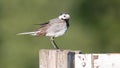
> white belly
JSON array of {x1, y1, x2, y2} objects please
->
[{"x1": 46, "y1": 27, "x2": 67, "y2": 37}]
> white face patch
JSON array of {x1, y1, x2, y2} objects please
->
[{"x1": 58, "y1": 14, "x2": 70, "y2": 20}]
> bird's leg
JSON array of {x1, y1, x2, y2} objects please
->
[{"x1": 50, "y1": 37, "x2": 59, "y2": 49}]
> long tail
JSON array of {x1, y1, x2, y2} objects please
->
[{"x1": 17, "y1": 31, "x2": 40, "y2": 36}]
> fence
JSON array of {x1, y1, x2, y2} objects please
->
[{"x1": 39, "y1": 49, "x2": 120, "y2": 68}]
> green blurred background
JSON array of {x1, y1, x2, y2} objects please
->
[{"x1": 0, "y1": 0, "x2": 120, "y2": 68}]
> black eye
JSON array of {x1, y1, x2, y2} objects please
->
[{"x1": 64, "y1": 16, "x2": 66, "y2": 17}]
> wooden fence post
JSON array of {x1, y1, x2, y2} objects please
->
[
  {"x1": 39, "y1": 49, "x2": 120, "y2": 68},
  {"x1": 39, "y1": 49, "x2": 81, "y2": 68}
]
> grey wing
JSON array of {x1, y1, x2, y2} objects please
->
[
  {"x1": 49, "y1": 18, "x2": 63, "y2": 24},
  {"x1": 34, "y1": 21, "x2": 49, "y2": 28},
  {"x1": 34, "y1": 18, "x2": 58, "y2": 28},
  {"x1": 47, "y1": 19, "x2": 67, "y2": 32}
]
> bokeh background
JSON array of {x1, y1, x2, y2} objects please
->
[{"x1": 0, "y1": 0, "x2": 120, "y2": 68}]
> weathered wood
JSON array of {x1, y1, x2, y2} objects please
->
[
  {"x1": 75, "y1": 54, "x2": 120, "y2": 68},
  {"x1": 39, "y1": 49, "x2": 81, "y2": 68},
  {"x1": 39, "y1": 49, "x2": 120, "y2": 68}
]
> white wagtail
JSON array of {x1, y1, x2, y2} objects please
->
[{"x1": 17, "y1": 13, "x2": 70, "y2": 49}]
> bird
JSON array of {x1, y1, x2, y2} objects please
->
[{"x1": 17, "y1": 13, "x2": 70, "y2": 49}]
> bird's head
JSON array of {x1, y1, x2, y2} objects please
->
[{"x1": 58, "y1": 13, "x2": 70, "y2": 20}]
